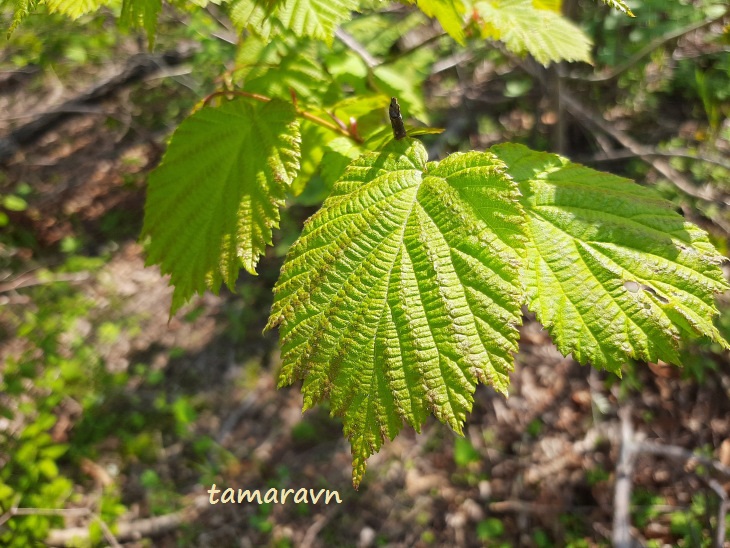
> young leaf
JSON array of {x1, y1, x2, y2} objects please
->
[
  {"x1": 275, "y1": 0, "x2": 359, "y2": 44},
  {"x1": 229, "y1": 0, "x2": 276, "y2": 40},
  {"x1": 474, "y1": 0, "x2": 592, "y2": 66},
  {"x1": 413, "y1": 0, "x2": 465, "y2": 45},
  {"x1": 120, "y1": 0, "x2": 161, "y2": 48},
  {"x1": 143, "y1": 98, "x2": 300, "y2": 315},
  {"x1": 491, "y1": 143, "x2": 729, "y2": 373},
  {"x1": 267, "y1": 138, "x2": 525, "y2": 487},
  {"x1": 598, "y1": 0, "x2": 634, "y2": 17},
  {"x1": 7, "y1": 0, "x2": 41, "y2": 36}
]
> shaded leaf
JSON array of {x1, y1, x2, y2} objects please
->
[{"x1": 143, "y1": 98, "x2": 300, "y2": 314}]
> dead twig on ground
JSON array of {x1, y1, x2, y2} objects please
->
[
  {"x1": 613, "y1": 406, "x2": 636, "y2": 548},
  {"x1": 44, "y1": 495, "x2": 209, "y2": 546}
]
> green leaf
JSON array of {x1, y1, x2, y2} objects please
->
[
  {"x1": 143, "y1": 98, "x2": 300, "y2": 314},
  {"x1": 229, "y1": 0, "x2": 276, "y2": 40},
  {"x1": 414, "y1": 0, "x2": 465, "y2": 45},
  {"x1": 7, "y1": 0, "x2": 41, "y2": 37},
  {"x1": 120, "y1": 0, "x2": 161, "y2": 48},
  {"x1": 474, "y1": 0, "x2": 593, "y2": 65},
  {"x1": 491, "y1": 143, "x2": 729, "y2": 373},
  {"x1": 45, "y1": 0, "x2": 105, "y2": 18},
  {"x1": 598, "y1": 0, "x2": 634, "y2": 17},
  {"x1": 275, "y1": 0, "x2": 359, "y2": 44},
  {"x1": 268, "y1": 138, "x2": 525, "y2": 486}
]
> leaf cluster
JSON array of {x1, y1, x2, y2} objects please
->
[{"x1": 4, "y1": 0, "x2": 729, "y2": 488}]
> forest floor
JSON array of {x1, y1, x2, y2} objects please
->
[{"x1": 1, "y1": 48, "x2": 730, "y2": 548}]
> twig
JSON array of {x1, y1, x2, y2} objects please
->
[
  {"x1": 201, "y1": 90, "x2": 364, "y2": 144},
  {"x1": 334, "y1": 28, "x2": 379, "y2": 69},
  {"x1": 300, "y1": 512, "x2": 333, "y2": 548},
  {"x1": 567, "y1": 11, "x2": 728, "y2": 82},
  {"x1": 579, "y1": 147, "x2": 730, "y2": 172},
  {"x1": 558, "y1": 89, "x2": 730, "y2": 234},
  {"x1": 634, "y1": 441, "x2": 730, "y2": 478},
  {"x1": 613, "y1": 406, "x2": 636, "y2": 548},
  {"x1": 4, "y1": 507, "x2": 120, "y2": 547},
  {"x1": 706, "y1": 478, "x2": 728, "y2": 548},
  {"x1": 45, "y1": 495, "x2": 208, "y2": 546},
  {"x1": 0, "y1": 272, "x2": 90, "y2": 294}
]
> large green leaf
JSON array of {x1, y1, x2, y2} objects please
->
[
  {"x1": 143, "y1": 98, "x2": 300, "y2": 314},
  {"x1": 267, "y1": 138, "x2": 525, "y2": 486},
  {"x1": 474, "y1": 0, "x2": 592, "y2": 65},
  {"x1": 491, "y1": 143, "x2": 729, "y2": 373}
]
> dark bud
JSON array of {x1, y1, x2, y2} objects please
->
[{"x1": 389, "y1": 97, "x2": 407, "y2": 140}]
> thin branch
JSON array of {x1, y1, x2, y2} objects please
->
[
  {"x1": 568, "y1": 10, "x2": 728, "y2": 82},
  {"x1": 706, "y1": 478, "x2": 728, "y2": 548},
  {"x1": 558, "y1": 89, "x2": 730, "y2": 235},
  {"x1": 46, "y1": 495, "x2": 208, "y2": 546},
  {"x1": 579, "y1": 147, "x2": 730, "y2": 172},
  {"x1": 634, "y1": 441, "x2": 730, "y2": 478},
  {"x1": 612, "y1": 406, "x2": 635, "y2": 548},
  {"x1": 0, "y1": 272, "x2": 90, "y2": 294},
  {"x1": 201, "y1": 90, "x2": 364, "y2": 144},
  {"x1": 335, "y1": 28, "x2": 379, "y2": 68}
]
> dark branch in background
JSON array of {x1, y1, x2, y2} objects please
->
[
  {"x1": 567, "y1": 9, "x2": 728, "y2": 82},
  {"x1": 0, "y1": 46, "x2": 199, "y2": 164}
]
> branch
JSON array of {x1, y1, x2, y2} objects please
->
[
  {"x1": 0, "y1": 272, "x2": 90, "y2": 294},
  {"x1": 334, "y1": 28, "x2": 379, "y2": 69},
  {"x1": 612, "y1": 406, "x2": 636, "y2": 548},
  {"x1": 634, "y1": 441, "x2": 730, "y2": 478},
  {"x1": 201, "y1": 90, "x2": 364, "y2": 144},
  {"x1": 706, "y1": 478, "x2": 728, "y2": 548},
  {"x1": 558, "y1": 89, "x2": 730, "y2": 234},
  {"x1": 567, "y1": 10, "x2": 728, "y2": 82},
  {"x1": 45, "y1": 495, "x2": 208, "y2": 546},
  {"x1": 579, "y1": 147, "x2": 730, "y2": 172}
]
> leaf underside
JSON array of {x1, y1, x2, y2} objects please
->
[
  {"x1": 142, "y1": 98, "x2": 300, "y2": 315},
  {"x1": 491, "y1": 143, "x2": 729, "y2": 373},
  {"x1": 268, "y1": 138, "x2": 526, "y2": 487}
]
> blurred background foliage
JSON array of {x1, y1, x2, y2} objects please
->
[{"x1": 0, "y1": 0, "x2": 729, "y2": 546}]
